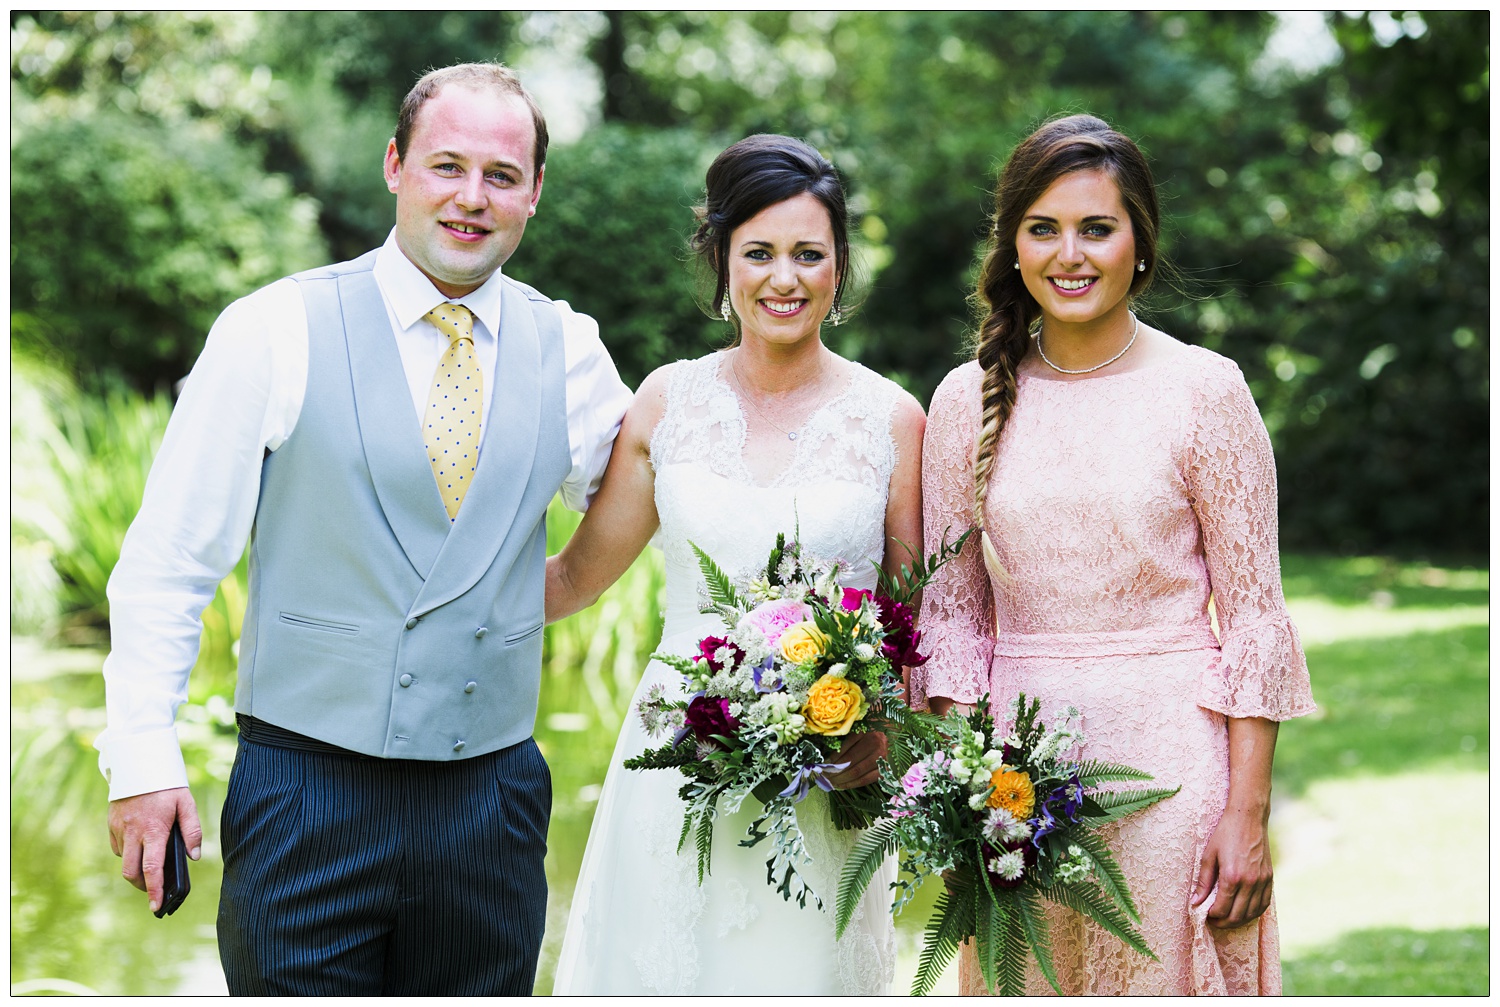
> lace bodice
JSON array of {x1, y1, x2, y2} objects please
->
[
  {"x1": 649, "y1": 352, "x2": 905, "y2": 639},
  {"x1": 914, "y1": 347, "x2": 1315, "y2": 721}
]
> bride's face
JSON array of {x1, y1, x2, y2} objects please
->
[{"x1": 726, "y1": 191, "x2": 839, "y2": 348}]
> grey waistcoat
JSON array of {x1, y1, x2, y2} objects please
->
[{"x1": 234, "y1": 251, "x2": 571, "y2": 760}]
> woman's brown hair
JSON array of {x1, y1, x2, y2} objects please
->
[{"x1": 970, "y1": 114, "x2": 1162, "y2": 537}]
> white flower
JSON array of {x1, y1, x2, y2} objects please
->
[
  {"x1": 827, "y1": 662, "x2": 849, "y2": 679},
  {"x1": 988, "y1": 850, "x2": 1025, "y2": 881},
  {"x1": 853, "y1": 643, "x2": 877, "y2": 662},
  {"x1": 968, "y1": 792, "x2": 989, "y2": 811},
  {"x1": 979, "y1": 749, "x2": 1006, "y2": 772},
  {"x1": 727, "y1": 701, "x2": 743, "y2": 718}
]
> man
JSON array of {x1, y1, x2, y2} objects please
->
[{"x1": 96, "y1": 62, "x2": 632, "y2": 995}]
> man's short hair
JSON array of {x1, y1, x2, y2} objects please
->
[{"x1": 394, "y1": 62, "x2": 549, "y2": 177}]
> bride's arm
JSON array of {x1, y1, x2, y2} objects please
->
[
  {"x1": 545, "y1": 367, "x2": 669, "y2": 624},
  {"x1": 882, "y1": 392, "x2": 927, "y2": 591}
]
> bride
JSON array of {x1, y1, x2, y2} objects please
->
[{"x1": 546, "y1": 134, "x2": 924, "y2": 995}]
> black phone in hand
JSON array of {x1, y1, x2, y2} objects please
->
[{"x1": 154, "y1": 821, "x2": 191, "y2": 918}]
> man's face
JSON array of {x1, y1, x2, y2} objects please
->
[{"x1": 383, "y1": 85, "x2": 544, "y2": 298}]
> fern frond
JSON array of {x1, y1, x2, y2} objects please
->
[
  {"x1": 911, "y1": 885, "x2": 965, "y2": 996},
  {"x1": 1043, "y1": 881, "x2": 1157, "y2": 961},
  {"x1": 694, "y1": 810, "x2": 714, "y2": 884},
  {"x1": 994, "y1": 894, "x2": 1029, "y2": 997},
  {"x1": 1015, "y1": 885, "x2": 1060, "y2": 995},
  {"x1": 834, "y1": 819, "x2": 900, "y2": 938},
  {"x1": 1070, "y1": 828, "x2": 1141, "y2": 921},
  {"x1": 1082, "y1": 785, "x2": 1180, "y2": 823},
  {"x1": 691, "y1": 542, "x2": 744, "y2": 609},
  {"x1": 1075, "y1": 759, "x2": 1156, "y2": 785}
]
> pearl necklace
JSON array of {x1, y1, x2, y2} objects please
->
[{"x1": 1036, "y1": 311, "x2": 1140, "y2": 375}]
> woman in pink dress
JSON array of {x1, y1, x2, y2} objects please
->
[{"x1": 916, "y1": 114, "x2": 1316, "y2": 995}]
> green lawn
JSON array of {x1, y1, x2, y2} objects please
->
[{"x1": 1284, "y1": 928, "x2": 1489, "y2": 996}]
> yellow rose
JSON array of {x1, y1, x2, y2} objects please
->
[
  {"x1": 779, "y1": 621, "x2": 829, "y2": 665},
  {"x1": 987, "y1": 766, "x2": 1035, "y2": 818},
  {"x1": 801, "y1": 674, "x2": 868, "y2": 736}
]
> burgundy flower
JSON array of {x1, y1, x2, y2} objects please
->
[
  {"x1": 876, "y1": 594, "x2": 926, "y2": 667},
  {"x1": 695, "y1": 636, "x2": 744, "y2": 674},
  {"x1": 683, "y1": 695, "x2": 740, "y2": 743}
]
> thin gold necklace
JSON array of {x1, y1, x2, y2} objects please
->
[
  {"x1": 1036, "y1": 311, "x2": 1140, "y2": 375},
  {"x1": 729, "y1": 352, "x2": 830, "y2": 441}
]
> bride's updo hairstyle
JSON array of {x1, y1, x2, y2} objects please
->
[
  {"x1": 690, "y1": 134, "x2": 853, "y2": 339},
  {"x1": 970, "y1": 114, "x2": 1161, "y2": 533}
]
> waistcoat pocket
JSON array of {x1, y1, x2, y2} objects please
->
[
  {"x1": 504, "y1": 622, "x2": 544, "y2": 645},
  {"x1": 278, "y1": 612, "x2": 361, "y2": 636}
]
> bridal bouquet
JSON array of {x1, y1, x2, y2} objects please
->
[
  {"x1": 623, "y1": 529, "x2": 969, "y2": 908},
  {"x1": 834, "y1": 694, "x2": 1179, "y2": 995}
]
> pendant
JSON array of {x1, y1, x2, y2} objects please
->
[{"x1": 788, "y1": 431, "x2": 798, "y2": 441}]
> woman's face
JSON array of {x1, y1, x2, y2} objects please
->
[
  {"x1": 726, "y1": 191, "x2": 838, "y2": 348},
  {"x1": 1014, "y1": 168, "x2": 1138, "y2": 330}
]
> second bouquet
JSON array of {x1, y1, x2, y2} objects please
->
[{"x1": 624, "y1": 530, "x2": 968, "y2": 908}]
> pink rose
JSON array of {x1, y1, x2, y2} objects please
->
[{"x1": 740, "y1": 598, "x2": 812, "y2": 647}]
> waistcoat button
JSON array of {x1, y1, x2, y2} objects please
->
[
  {"x1": 405, "y1": 617, "x2": 419, "y2": 630},
  {"x1": 399, "y1": 673, "x2": 413, "y2": 687},
  {"x1": 452, "y1": 740, "x2": 466, "y2": 752},
  {"x1": 464, "y1": 681, "x2": 477, "y2": 694},
  {"x1": 475, "y1": 627, "x2": 488, "y2": 639}
]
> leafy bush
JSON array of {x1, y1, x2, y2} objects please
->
[{"x1": 10, "y1": 105, "x2": 327, "y2": 391}]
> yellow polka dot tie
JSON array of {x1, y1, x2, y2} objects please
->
[{"x1": 422, "y1": 304, "x2": 482, "y2": 522}]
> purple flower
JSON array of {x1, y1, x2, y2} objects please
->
[
  {"x1": 1045, "y1": 772, "x2": 1086, "y2": 824},
  {"x1": 751, "y1": 657, "x2": 781, "y2": 694},
  {"x1": 683, "y1": 695, "x2": 740, "y2": 744}
]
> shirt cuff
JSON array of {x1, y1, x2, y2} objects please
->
[{"x1": 97, "y1": 727, "x2": 190, "y2": 801}]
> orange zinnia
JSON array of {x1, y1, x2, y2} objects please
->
[{"x1": 987, "y1": 767, "x2": 1035, "y2": 818}]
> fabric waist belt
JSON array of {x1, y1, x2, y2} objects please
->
[
  {"x1": 991, "y1": 624, "x2": 1221, "y2": 660},
  {"x1": 236, "y1": 714, "x2": 372, "y2": 759}
]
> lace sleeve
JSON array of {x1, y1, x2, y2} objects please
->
[
  {"x1": 1186, "y1": 359, "x2": 1315, "y2": 721},
  {"x1": 912, "y1": 363, "x2": 994, "y2": 710}
]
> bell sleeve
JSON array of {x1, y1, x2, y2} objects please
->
[
  {"x1": 1186, "y1": 358, "x2": 1316, "y2": 721},
  {"x1": 912, "y1": 364, "x2": 995, "y2": 710}
]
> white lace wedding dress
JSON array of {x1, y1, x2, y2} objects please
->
[{"x1": 552, "y1": 352, "x2": 901, "y2": 995}]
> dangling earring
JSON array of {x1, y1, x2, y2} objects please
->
[
  {"x1": 1137, "y1": 260, "x2": 1146, "y2": 272},
  {"x1": 829, "y1": 303, "x2": 843, "y2": 327},
  {"x1": 1013, "y1": 261, "x2": 1020, "y2": 270},
  {"x1": 720, "y1": 298, "x2": 732, "y2": 322}
]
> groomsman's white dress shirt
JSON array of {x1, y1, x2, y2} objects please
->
[{"x1": 97, "y1": 230, "x2": 633, "y2": 800}]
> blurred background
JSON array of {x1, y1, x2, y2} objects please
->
[{"x1": 10, "y1": 10, "x2": 1487, "y2": 996}]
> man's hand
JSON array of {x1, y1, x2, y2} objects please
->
[
  {"x1": 108, "y1": 788, "x2": 202, "y2": 913},
  {"x1": 827, "y1": 731, "x2": 888, "y2": 790}
]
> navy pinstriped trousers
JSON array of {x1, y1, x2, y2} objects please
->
[{"x1": 217, "y1": 720, "x2": 551, "y2": 995}]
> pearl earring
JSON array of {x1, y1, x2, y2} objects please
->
[
  {"x1": 1014, "y1": 261, "x2": 1020, "y2": 270},
  {"x1": 1137, "y1": 261, "x2": 1146, "y2": 272}
]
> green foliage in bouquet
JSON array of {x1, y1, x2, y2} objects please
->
[{"x1": 834, "y1": 695, "x2": 1179, "y2": 995}]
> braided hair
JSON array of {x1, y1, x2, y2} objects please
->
[{"x1": 970, "y1": 115, "x2": 1162, "y2": 563}]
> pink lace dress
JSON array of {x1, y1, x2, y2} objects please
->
[{"x1": 915, "y1": 347, "x2": 1315, "y2": 996}]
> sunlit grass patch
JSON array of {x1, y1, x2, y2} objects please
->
[
  {"x1": 1283, "y1": 927, "x2": 1488, "y2": 996},
  {"x1": 1273, "y1": 624, "x2": 1487, "y2": 797}
]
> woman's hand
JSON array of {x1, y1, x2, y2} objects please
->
[
  {"x1": 1192, "y1": 715, "x2": 1279, "y2": 929},
  {"x1": 1192, "y1": 808, "x2": 1274, "y2": 929},
  {"x1": 827, "y1": 730, "x2": 888, "y2": 789}
]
